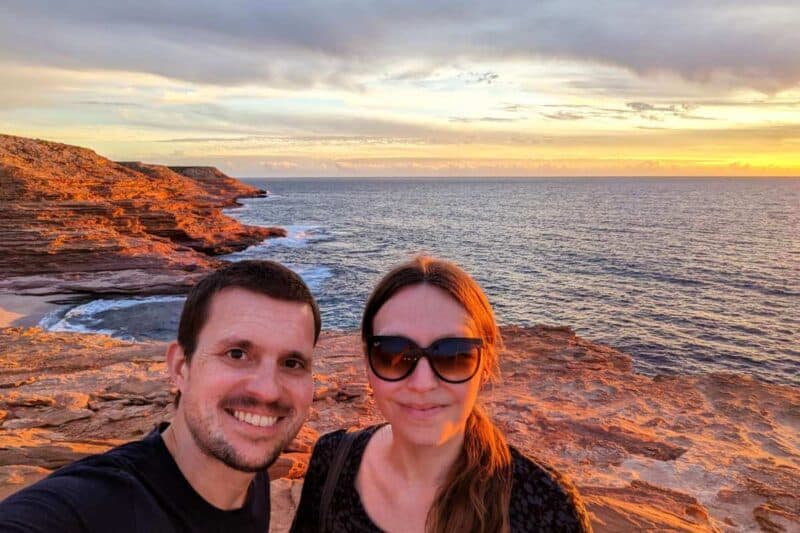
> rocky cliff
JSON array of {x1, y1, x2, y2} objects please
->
[
  {"x1": 1, "y1": 326, "x2": 797, "y2": 532},
  {"x1": 0, "y1": 134, "x2": 283, "y2": 299}
]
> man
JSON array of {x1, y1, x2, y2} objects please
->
[{"x1": 0, "y1": 260, "x2": 321, "y2": 532}]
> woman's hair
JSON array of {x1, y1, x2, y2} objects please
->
[{"x1": 361, "y1": 256, "x2": 513, "y2": 533}]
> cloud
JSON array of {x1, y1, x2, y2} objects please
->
[
  {"x1": 461, "y1": 71, "x2": 500, "y2": 85},
  {"x1": 77, "y1": 100, "x2": 142, "y2": 107},
  {"x1": 1, "y1": 2, "x2": 798, "y2": 91},
  {"x1": 261, "y1": 159, "x2": 299, "y2": 170},
  {"x1": 534, "y1": 101, "x2": 717, "y2": 122},
  {"x1": 542, "y1": 111, "x2": 585, "y2": 121},
  {"x1": 449, "y1": 116, "x2": 517, "y2": 123},
  {"x1": 157, "y1": 136, "x2": 257, "y2": 143}
]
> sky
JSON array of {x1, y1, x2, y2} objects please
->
[{"x1": 1, "y1": 1, "x2": 799, "y2": 177}]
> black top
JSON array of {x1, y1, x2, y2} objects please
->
[
  {"x1": 0, "y1": 423, "x2": 270, "y2": 533},
  {"x1": 291, "y1": 425, "x2": 592, "y2": 533}
]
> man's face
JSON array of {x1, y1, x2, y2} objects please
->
[{"x1": 173, "y1": 287, "x2": 315, "y2": 472}]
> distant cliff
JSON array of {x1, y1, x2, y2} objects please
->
[{"x1": 0, "y1": 134, "x2": 283, "y2": 298}]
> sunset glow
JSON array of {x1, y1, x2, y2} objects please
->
[{"x1": 1, "y1": 3, "x2": 799, "y2": 177}]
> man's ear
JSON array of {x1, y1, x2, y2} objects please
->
[{"x1": 166, "y1": 342, "x2": 189, "y2": 391}]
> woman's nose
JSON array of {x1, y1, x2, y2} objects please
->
[{"x1": 405, "y1": 356, "x2": 439, "y2": 391}]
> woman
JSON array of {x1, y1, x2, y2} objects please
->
[{"x1": 291, "y1": 256, "x2": 592, "y2": 532}]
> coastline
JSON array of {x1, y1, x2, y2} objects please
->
[{"x1": 0, "y1": 134, "x2": 284, "y2": 300}]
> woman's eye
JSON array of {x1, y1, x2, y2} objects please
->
[{"x1": 226, "y1": 348, "x2": 246, "y2": 360}]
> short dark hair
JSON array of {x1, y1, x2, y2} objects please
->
[{"x1": 178, "y1": 260, "x2": 321, "y2": 361}]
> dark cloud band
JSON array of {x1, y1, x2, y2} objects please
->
[{"x1": 1, "y1": 1, "x2": 798, "y2": 91}]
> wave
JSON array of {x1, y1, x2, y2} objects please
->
[
  {"x1": 225, "y1": 226, "x2": 333, "y2": 261},
  {"x1": 38, "y1": 266, "x2": 332, "y2": 340},
  {"x1": 39, "y1": 295, "x2": 186, "y2": 339}
]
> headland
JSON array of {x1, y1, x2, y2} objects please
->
[{"x1": 0, "y1": 133, "x2": 283, "y2": 305}]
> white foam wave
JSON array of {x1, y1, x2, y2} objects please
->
[
  {"x1": 266, "y1": 225, "x2": 328, "y2": 248},
  {"x1": 37, "y1": 267, "x2": 330, "y2": 338},
  {"x1": 225, "y1": 225, "x2": 331, "y2": 261},
  {"x1": 40, "y1": 295, "x2": 185, "y2": 335}
]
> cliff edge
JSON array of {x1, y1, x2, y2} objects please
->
[{"x1": 0, "y1": 134, "x2": 283, "y2": 298}]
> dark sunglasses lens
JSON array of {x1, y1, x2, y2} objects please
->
[
  {"x1": 429, "y1": 339, "x2": 481, "y2": 381},
  {"x1": 370, "y1": 337, "x2": 418, "y2": 379}
]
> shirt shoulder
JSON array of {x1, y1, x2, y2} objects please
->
[
  {"x1": 312, "y1": 428, "x2": 349, "y2": 460},
  {"x1": 308, "y1": 425, "x2": 381, "y2": 472},
  {"x1": 290, "y1": 425, "x2": 382, "y2": 533},
  {"x1": 509, "y1": 447, "x2": 593, "y2": 532},
  {"x1": 0, "y1": 455, "x2": 142, "y2": 533}
]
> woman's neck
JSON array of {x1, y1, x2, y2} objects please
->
[{"x1": 382, "y1": 424, "x2": 465, "y2": 486}]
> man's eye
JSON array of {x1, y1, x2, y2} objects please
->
[
  {"x1": 284, "y1": 358, "x2": 306, "y2": 370},
  {"x1": 226, "y1": 348, "x2": 246, "y2": 360}
]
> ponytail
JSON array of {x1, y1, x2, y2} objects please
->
[{"x1": 426, "y1": 405, "x2": 513, "y2": 533}]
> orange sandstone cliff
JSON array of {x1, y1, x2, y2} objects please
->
[{"x1": 0, "y1": 134, "x2": 283, "y2": 298}]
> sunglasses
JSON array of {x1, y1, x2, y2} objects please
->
[{"x1": 366, "y1": 335, "x2": 483, "y2": 384}]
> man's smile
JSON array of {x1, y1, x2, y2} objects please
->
[{"x1": 224, "y1": 408, "x2": 284, "y2": 429}]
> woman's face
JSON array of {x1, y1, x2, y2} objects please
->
[{"x1": 368, "y1": 283, "x2": 483, "y2": 447}]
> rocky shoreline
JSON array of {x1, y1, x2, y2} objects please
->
[
  {"x1": 0, "y1": 134, "x2": 284, "y2": 300},
  {"x1": 1, "y1": 326, "x2": 798, "y2": 532}
]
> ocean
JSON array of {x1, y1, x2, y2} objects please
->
[{"x1": 41, "y1": 178, "x2": 800, "y2": 386}]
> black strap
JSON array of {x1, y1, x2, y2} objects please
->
[{"x1": 319, "y1": 429, "x2": 358, "y2": 532}]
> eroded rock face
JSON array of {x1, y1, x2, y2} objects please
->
[
  {"x1": 0, "y1": 134, "x2": 284, "y2": 297},
  {"x1": 1, "y1": 326, "x2": 797, "y2": 532}
]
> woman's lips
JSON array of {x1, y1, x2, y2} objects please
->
[{"x1": 397, "y1": 402, "x2": 446, "y2": 419}]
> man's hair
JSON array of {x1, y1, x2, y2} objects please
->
[{"x1": 178, "y1": 260, "x2": 321, "y2": 361}]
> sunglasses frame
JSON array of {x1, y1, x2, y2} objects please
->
[{"x1": 366, "y1": 335, "x2": 483, "y2": 384}]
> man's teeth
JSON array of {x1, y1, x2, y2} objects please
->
[{"x1": 233, "y1": 410, "x2": 278, "y2": 428}]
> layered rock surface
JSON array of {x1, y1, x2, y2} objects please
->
[
  {"x1": 1, "y1": 326, "x2": 797, "y2": 532},
  {"x1": 0, "y1": 134, "x2": 283, "y2": 298}
]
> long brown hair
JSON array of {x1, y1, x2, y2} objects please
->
[{"x1": 361, "y1": 256, "x2": 513, "y2": 533}]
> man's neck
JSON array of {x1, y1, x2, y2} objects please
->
[{"x1": 161, "y1": 416, "x2": 256, "y2": 510}]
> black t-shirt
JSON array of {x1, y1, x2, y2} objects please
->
[
  {"x1": 0, "y1": 423, "x2": 270, "y2": 533},
  {"x1": 290, "y1": 425, "x2": 592, "y2": 533}
]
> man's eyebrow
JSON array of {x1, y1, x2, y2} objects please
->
[{"x1": 211, "y1": 337, "x2": 254, "y2": 351}]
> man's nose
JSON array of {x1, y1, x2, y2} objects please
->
[
  {"x1": 242, "y1": 361, "x2": 283, "y2": 402},
  {"x1": 406, "y1": 356, "x2": 439, "y2": 391}
]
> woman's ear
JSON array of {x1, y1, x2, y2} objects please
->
[
  {"x1": 364, "y1": 356, "x2": 375, "y2": 392},
  {"x1": 479, "y1": 359, "x2": 495, "y2": 388},
  {"x1": 480, "y1": 367, "x2": 491, "y2": 387}
]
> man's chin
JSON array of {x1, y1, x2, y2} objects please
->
[
  {"x1": 221, "y1": 455, "x2": 280, "y2": 473},
  {"x1": 213, "y1": 444, "x2": 283, "y2": 473}
]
